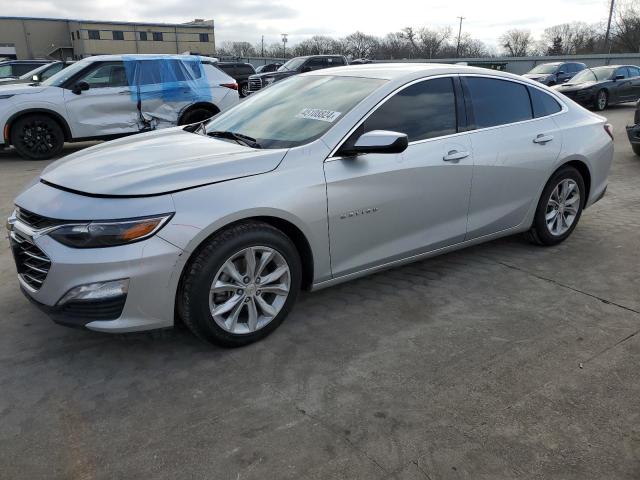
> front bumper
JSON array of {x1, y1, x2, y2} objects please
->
[
  {"x1": 7, "y1": 213, "x2": 184, "y2": 332},
  {"x1": 556, "y1": 89, "x2": 596, "y2": 106}
]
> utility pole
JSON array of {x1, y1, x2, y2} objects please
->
[
  {"x1": 281, "y1": 33, "x2": 288, "y2": 59},
  {"x1": 604, "y1": 0, "x2": 615, "y2": 53},
  {"x1": 456, "y1": 16, "x2": 465, "y2": 57},
  {"x1": 261, "y1": 35, "x2": 264, "y2": 57}
]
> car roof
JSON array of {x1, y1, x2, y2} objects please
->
[
  {"x1": 305, "y1": 63, "x2": 531, "y2": 82},
  {"x1": 0, "y1": 59, "x2": 51, "y2": 64},
  {"x1": 74, "y1": 54, "x2": 219, "y2": 63}
]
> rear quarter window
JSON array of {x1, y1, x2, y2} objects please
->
[
  {"x1": 464, "y1": 77, "x2": 532, "y2": 129},
  {"x1": 528, "y1": 86, "x2": 562, "y2": 118}
]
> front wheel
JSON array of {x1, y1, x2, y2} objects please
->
[
  {"x1": 526, "y1": 166, "x2": 585, "y2": 246},
  {"x1": 10, "y1": 114, "x2": 64, "y2": 160},
  {"x1": 179, "y1": 221, "x2": 302, "y2": 347},
  {"x1": 632, "y1": 143, "x2": 640, "y2": 156},
  {"x1": 239, "y1": 83, "x2": 249, "y2": 98},
  {"x1": 594, "y1": 90, "x2": 608, "y2": 111}
]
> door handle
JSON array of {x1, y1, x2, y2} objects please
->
[
  {"x1": 443, "y1": 150, "x2": 469, "y2": 162},
  {"x1": 533, "y1": 134, "x2": 554, "y2": 144},
  {"x1": 118, "y1": 90, "x2": 131, "y2": 95}
]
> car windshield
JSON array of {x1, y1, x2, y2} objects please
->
[
  {"x1": 570, "y1": 67, "x2": 614, "y2": 83},
  {"x1": 205, "y1": 75, "x2": 386, "y2": 148},
  {"x1": 41, "y1": 60, "x2": 91, "y2": 87},
  {"x1": 277, "y1": 57, "x2": 306, "y2": 72},
  {"x1": 529, "y1": 64, "x2": 559, "y2": 74},
  {"x1": 18, "y1": 63, "x2": 51, "y2": 80}
]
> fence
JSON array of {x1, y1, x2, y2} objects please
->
[{"x1": 219, "y1": 53, "x2": 640, "y2": 74}]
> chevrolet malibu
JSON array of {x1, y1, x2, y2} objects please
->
[{"x1": 7, "y1": 64, "x2": 614, "y2": 347}]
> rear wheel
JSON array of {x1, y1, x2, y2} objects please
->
[
  {"x1": 526, "y1": 166, "x2": 585, "y2": 246},
  {"x1": 239, "y1": 83, "x2": 249, "y2": 98},
  {"x1": 10, "y1": 114, "x2": 64, "y2": 160},
  {"x1": 179, "y1": 221, "x2": 301, "y2": 347},
  {"x1": 594, "y1": 90, "x2": 608, "y2": 111}
]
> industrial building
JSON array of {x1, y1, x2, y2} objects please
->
[{"x1": 0, "y1": 16, "x2": 215, "y2": 60}]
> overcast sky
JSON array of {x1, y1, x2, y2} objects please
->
[{"x1": 6, "y1": 0, "x2": 611, "y2": 47}]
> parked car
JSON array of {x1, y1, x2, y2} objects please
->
[
  {"x1": 523, "y1": 62, "x2": 586, "y2": 86},
  {"x1": 0, "y1": 61, "x2": 73, "y2": 86},
  {"x1": 6, "y1": 64, "x2": 613, "y2": 346},
  {"x1": 215, "y1": 62, "x2": 256, "y2": 97},
  {"x1": 0, "y1": 54, "x2": 239, "y2": 160},
  {"x1": 247, "y1": 55, "x2": 348, "y2": 93},
  {"x1": 0, "y1": 60, "x2": 53, "y2": 79},
  {"x1": 626, "y1": 99, "x2": 640, "y2": 156},
  {"x1": 552, "y1": 65, "x2": 640, "y2": 111},
  {"x1": 255, "y1": 63, "x2": 282, "y2": 74}
]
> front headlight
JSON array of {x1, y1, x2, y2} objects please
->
[{"x1": 49, "y1": 214, "x2": 173, "y2": 248}]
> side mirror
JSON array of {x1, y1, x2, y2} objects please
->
[
  {"x1": 563, "y1": 78, "x2": 570, "y2": 83},
  {"x1": 614, "y1": 74, "x2": 625, "y2": 81},
  {"x1": 72, "y1": 81, "x2": 90, "y2": 94},
  {"x1": 344, "y1": 130, "x2": 408, "y2": 156},
  {"x1": 557, "y1": 71, "x2": 564, "y2": 75},
  {"x1": 31, "y1": 74, "x2": 40, "y2": 82}
]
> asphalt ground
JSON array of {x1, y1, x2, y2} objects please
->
[{"x1": 0, "y1": 105, "x2": 639, "y2": 479}]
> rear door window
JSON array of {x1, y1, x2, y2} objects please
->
[
  {"x1": 359, "y1": 77, "x2": 458, "y2": 142},
  {"x1": 305, "y1": 58, "x2": 327, "y2": 71},
  {"x1": 463, "y1": 77, "x2": 532, "y2": 129},
  {"x1": 628, "y1": 66, "x2": 640, "y2": 78}
]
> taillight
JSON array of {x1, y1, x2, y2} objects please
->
[
  {"x1": 221, "y1": 83, "x2": 238, "y2": 91},
  {"x1": 604, "y1": 123, "x2": 614, "y2": 141}
]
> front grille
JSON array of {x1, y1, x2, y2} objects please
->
[
  {"x1": 248, "y1": 77, "x2": 262, "y2": 92},
  {"x1": 10, "y1": 232, "x2": 51, "y2": 291},
  {"x1": 16, "y1": 207, "x2": 68, "y2": 230}
]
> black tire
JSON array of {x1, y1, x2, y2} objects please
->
[
  {"x1": 594, "y1": 89, "x2": 608, "y2": 111},
  {"x1": 526, "y1": 166, "x2": 585, "y2": 246},
  {"x1": 10, "y1": 114, "x2": 64, "y2": 160},
  {"x1": 179, "y1": 221, "x2": 302, "y2": 347},
  {"x1": 632, "y1": 143, "x2": 640, "y2": 156},
  {"x1": 179, "y1": 107, "x2": 216, "y2": 126},
  {"x1": 239, "y1": 83, "x2": 249, "y2": 98}
]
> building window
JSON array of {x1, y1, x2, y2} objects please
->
[
  {"x1": 139, "y1": 31, "x2": 148, "y2": 41},
  {"x1": 112, "y1": 31, "x2": 124, "y2": 41},
  {"x1": 88, "y1": 30, "x2": 100, "y2": 40},
  {"x1": 71, "y1": 32, "x2": 75, "y2": 41},
  {"x1": 199, "y1": 33, "x2": 209, "y2": 42},
  {"x1": 77, "y1": 30, "x2": 80, "y2": 39},
  {"x1": 152, "y1": 32, "x2": 163, "y2": 41}
]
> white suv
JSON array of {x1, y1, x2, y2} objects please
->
[{"x1": 0, "y1": 54, "x2": 239, "y2": 159}]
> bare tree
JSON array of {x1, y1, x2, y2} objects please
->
[
  {"x1": 377, "y1": 32, "x2": 412, "y2": 59},
  {"x1": 541, "y1": 23, "x2": 601, "y2": 55},
  {"x1": 612, "y1": 1, "x2": 640, "y2": 53},
  {"x1": 416, "y1": 27, "x2": 451, "y2": 58},
  {"x1": 500, "y1": 29, "x2": 534, "y2": 56},
  {"x1": 219, "y1": 41, "x2": 256, "y2": 57},
  {"x1": 344, "y1": 31, "x2": 380, "y2": 59}
]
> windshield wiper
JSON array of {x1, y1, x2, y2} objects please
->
[{"x1": 208, "y1": 130, "x2": 262, "y2": 149}]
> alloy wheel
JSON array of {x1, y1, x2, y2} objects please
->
[
  {"x1": 597, "y1": 91, "x2": 607, "y2": 110},
  {"x1": 545, "y1": 179, "x2": 580, "y2": 236},
  {"x1": 209, "y1": 246, "x2": 291, "y2": 334},
  {"x1": 19, "y1": 121, "x2": 57, "y2": 154}
]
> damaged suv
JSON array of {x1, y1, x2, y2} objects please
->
[{"x1": 0, "y1": 54, "x2": 239, "y2": 160}]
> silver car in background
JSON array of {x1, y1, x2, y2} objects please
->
[{"x1": 7, "y1": 64, "x2": 614, "y2": 347}]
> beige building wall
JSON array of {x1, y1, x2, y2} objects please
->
[
  {"x1": 0, "y1": 18, "x2": 71, "y2": 59},
  {"x1": 0, "y1": 17, "x2": 215, "y2": 59}
]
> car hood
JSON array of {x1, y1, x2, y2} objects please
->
[
  {"x1": 553, "y1": 81, "x2": 596, "y2": 91},
  {"x1": 250, "y1": 70, "x2": 297, "y2": 81},
  {"x1": 40, "y1": 128, "x2": 288, "y2": 197},
  {"x1": 0, "y1": 83, "x2": 49, "y2": 95},
  {"x1": 523, "y1": 73, "x2": 551, "y2": 80}
]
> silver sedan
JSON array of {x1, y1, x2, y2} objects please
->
[{"x1": 7, "y1": 64, "x2": 614, "y2": 346}]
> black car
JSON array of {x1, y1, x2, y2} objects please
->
[
  {"x1": 553, "y1": 65, "x2": 640, "y2": 111},
  {"x1": 247, "y1": 55, "x2": 348, "y2": 94},
  {"x1": 255, "y1": 63, "x2": 282, "y2": 74},
  {"x1": 627, "y1": 100, "x2": 640, "y2": 156},
  {"x1": 523, "y1": 61, "x2": 586, "y2": 86},
  {"x1": 0, "y1": 59, "x2": 52, "y2": 79},
  {"x1": 215, "y1": 62, "x2": 256, "y2": 97}
]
